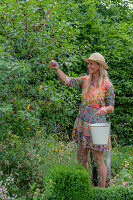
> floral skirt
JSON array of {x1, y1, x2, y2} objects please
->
[{"x1": 73, "y1": 116, "x2": 112, "y2": 152}]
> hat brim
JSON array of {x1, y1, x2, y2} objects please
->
[{"x1": 83, "y1": 58, "x2": 109, "y2": 69}]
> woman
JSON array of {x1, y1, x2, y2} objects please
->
[{"x1": 49, "y1": 52, "x2": 115, "y2": 188}]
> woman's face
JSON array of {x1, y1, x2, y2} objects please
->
[{"x1": 87, "y1": 61, "x2": 100, "y2": 75}]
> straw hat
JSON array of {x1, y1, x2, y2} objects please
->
[{"x1": 83, "y1": 52, "x2": 109, "y2": 69}]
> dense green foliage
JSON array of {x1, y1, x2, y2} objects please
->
[
  {"x1": 44, "y1": 164, "x2": 93, "y2": 200},
  {"x1": 93, "y1": 186, "x2": 133, "y2": 200},
  {"x1": 16, "y1": 186, "x2": 133, "y2": 200},
  {"x1": 0, "y1": 0, "x2": 133, "y2": 145},
  {"x1": 0, "y1": 0, "x2": 133, "y2": 199},
  {"x1": 0, "y1": 132, "x2": 132, "y2": 198}
]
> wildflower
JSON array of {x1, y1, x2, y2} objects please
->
[
  {"x1": 122, "y1": 181, "x2": 128, "y2": 187},
  {"x1": 5, "y1": 160, "x2": 9, "y2": 165},
  {"x1": 67, "y1": 135, "x2": 70, "y2": 139},
  {"x1": 39, "y1": 86, "x2": 43, "y2": 91},
  {"x1": 38, "y1": 144, "x2": 41, "y2": 146},
  {"x1": 27, "y1": 128, "x2": 30, "y2": 130},
  {"x1": 130, "y1": 150, "x2": 133, "y2": 155},
  {"x1": 27, "y1": 104, "x2": 30, "y2": 110},
  {"x1": 49, "y1": 179, "x2": 53, "y2": 184},
  {"x1": 60, "y1": 142, "x2": 64, "y2": 147},
  {"x1": 122, "y1": 163, "x2": 125, "y2": 167},
  {"x1": 55, "y1": 148, "x2": 58, "y2": 152},
  {"x1": 0, "y1": 171, "x2": 3, "y2": 175},
  {"x1": 122, "y1": 159, "x2": 126, "y2": 167}
]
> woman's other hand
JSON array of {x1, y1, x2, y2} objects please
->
[
  {"x1": 98, "y1": 106, "x2": 114, "y2": 115},
  {"x1": 97, "y1": 107, "x2": 107, "y2": 116},
  {"x1": 49, "y1": 60, "x2": 59, "y2": 70}
]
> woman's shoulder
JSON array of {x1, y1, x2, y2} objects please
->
[
  {"x1": 82, "y1": 75, "x2": 89, "y2": 81},
  {"x1": 103, "y1": 79, "x2": 114, "y2": 88},
  {"x1": 79, "y1": 74, "x2": 88, "y2": 78},
  {"x1": 76, "y1": 75, "x2": 88, "y2": 84}
]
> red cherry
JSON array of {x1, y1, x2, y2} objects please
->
[{"x1": 46, "y1": 97, "x2": 50, "y2": 101}]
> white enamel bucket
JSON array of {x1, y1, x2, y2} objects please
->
[{"x1": 89, "y1": 114, "x2": 111, "y2": 145}]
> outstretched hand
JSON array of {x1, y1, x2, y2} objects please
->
[{"x1": 49, "y1": 60, "x2": 59, "y2": 70}]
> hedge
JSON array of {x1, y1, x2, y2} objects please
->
[
  {"x1": 43, "y1": 164, "x2": 93, "y2": 200},
  {"x1": 93, "y1": 186, "x2": 133, "y2": 200}
]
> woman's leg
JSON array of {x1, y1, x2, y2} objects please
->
[
  {"x1": 90, "y1": 151, "x2": 98, "y2": 186},
  {"x1": 77, "y1": 144, "x2": 89, "y2": 171},
  {"x1": 92, "y1": 150, "x2": 107, "y2": 188}
]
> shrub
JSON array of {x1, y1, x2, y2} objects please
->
[
  {"x1": 43, "y1": 164, "x2": 93, "y2": 200},
  {"x1": 93, "y1": 186, "x2": 133, "y2": 200}
]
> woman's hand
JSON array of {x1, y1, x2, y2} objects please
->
[
  {"x1": 49, "y1": 60, "x2": 59, "y2": 70},
  {"x1": 97, "y1": 107, "x2": 107, "y2": 116},
  {"x1": 49, "y1": 59, "x2": 67, "y2": 83}
]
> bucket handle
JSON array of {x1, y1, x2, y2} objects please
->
[{"x1": 89, "y1": 112, "x2": 110, "y2": 124}]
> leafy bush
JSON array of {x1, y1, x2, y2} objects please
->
[
  {"x1": 43, "y1": 164, "x2": 93, "y2": 200},
  {"x1": 0, "y1": 52, "x2": 80, "y2": 140},
  {"x1": 0, "y1": 0, "x2": 133, "y2": 144},
  {"x1": 93, "y1": 186, "x2": 133, "y2": 200}
]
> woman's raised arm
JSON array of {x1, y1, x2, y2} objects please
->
[{"x1": 49, "y1": 60, "x2": 66, "y2": 83}]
